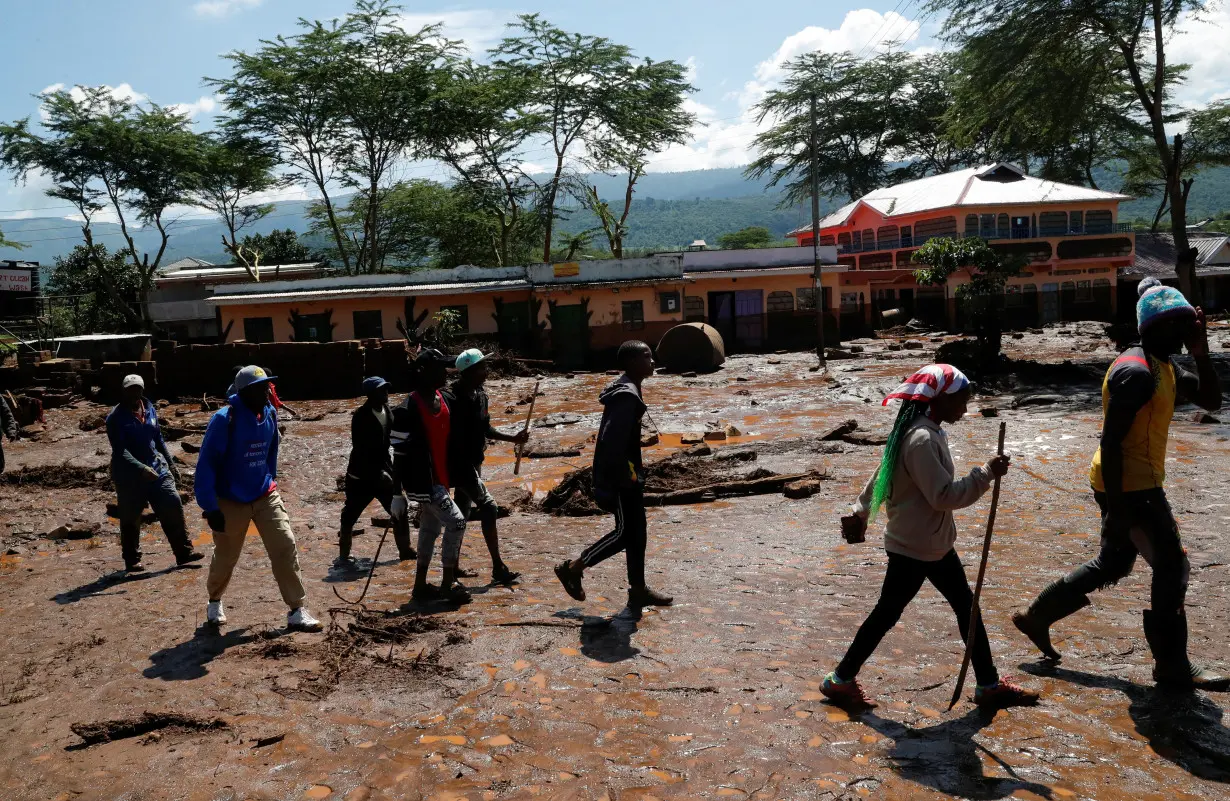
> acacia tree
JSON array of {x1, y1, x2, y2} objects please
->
[
  {"x1": 193, "y1": 132, "x2": 286, "y2": 278},
  {"x1": 494, "y1": 14, "x2": 634, "y2": 263},
  {"x1": 46, "y1": 244, "x2": 139, "y2": 335},
  {"x1": 0, "y1": 226, "x2": 25, "y2": 250},
  {"x1": 927, "y1": 0, "x2": 1220, "y2": 300},
  {"x1": 746, "y1": 50, "x2": 916, "y2": 205},
  {"x1": 913, "y1": 237, "x2": 1021, "y2": 361},
  {"x1": 574, "y1": 57, "x2": 696, "y2": 258}
]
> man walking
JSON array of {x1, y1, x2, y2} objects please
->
[
  {"x1": 337, "y1": 376, "x2": 415, "y2": 566},
  {"x1": 0, "y1": 391, "x2": 16, "y2": 474},
  {"x1": 445, "y1": 348, "x2": 528, "y2": 585},
  {"x1": 106, "y1": 374, "x2": 203, "y2": 572},
  {"x1": 554, "y1": 340, "x2": 672, "y2": 616},
  {"x1": 1013, "y1": 278, "x2": 1226, "y2": 689},
  {"x1": 195, "y1": 365, "x2": 322, "y2": 632}
]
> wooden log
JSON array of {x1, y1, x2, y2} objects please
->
[{"x1": 644, "y1": 471, "x2": 823, "y2": 506}]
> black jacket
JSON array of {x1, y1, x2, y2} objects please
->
[
  {"x1": 391, "y1": 390, "x2": 448, "y2": 502},
  {"x1": 592, "y1": 376, "x2": 646, "y2": 494},
  {"x1": 442, "y1": 381, "x2": 495, "y2": 487},
  {"x1": 345, "y1": 401, "x2": 393, "y2": 482}
]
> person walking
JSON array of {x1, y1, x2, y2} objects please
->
[
  {"x1": 444, "y1": 348, "x2": 528, "y2": 585},
  {"x1": 105, "y1": 374, "x2": 203, "y2": 572},
  {"x1": 0, "y1": 391, "x2": 16, "y2": 475},
  {"x1": 337, "y1": 376, "x2": 415, "y2": 566},
  {"x1": 195, "y1": 365, "x2": 322, "y2": 632},
  {"x1": 554, "y1": 340, "x2": 672, "y2": 616},
  {"x1": 1013, "y1": 278, "x2": 1226, "y2": 689},
  {"x1": 392, "y1": 349, "x2": 470, "y2": 603},
  {"x1": 821, "y1": 364, "x2": 1038, "y2": 711}
]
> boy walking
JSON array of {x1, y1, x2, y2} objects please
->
[
  {"x1": 106, "y1": 374, "x2": 203, "y2": 572},
  {"x1": 337, "y1": 376, "x2": 415, "y2": 566},
  {"x1": 1013, "y1": 278, "x2": 1226, "y2": 689},
  {"x1": 554, "y1": 340, "x2": 672, "y2": 615},
  {"x1": 392, "y1": 349, "x2": 470, "y2": 603},
  {"x1": 444, "y1": 348, "x2": 528, "y2": 585},
  {"x1": 195, "y1": 365, "x2": 322, "y2": 632}
]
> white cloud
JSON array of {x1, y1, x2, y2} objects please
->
[
  {"x1": 193, "y1": 0, "x2": 262, "y2": 19},
  {"x1": 171, "y1": 94, "x2": 222, "y2": 119},
  {"x1": 1172, "y1": 4, "x2": 1230, "y2": 107},
  {"x1": 396, "y1": 10, "x2": 515, "y2": 57}
]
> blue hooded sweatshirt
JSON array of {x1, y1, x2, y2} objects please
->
[{"x1": 194, "y1": 394, "x2": 279, "y2": 512}]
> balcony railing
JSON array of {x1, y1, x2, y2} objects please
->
[{"x1": 831, "y1": 223, "x2": 1135, "y2": 256}]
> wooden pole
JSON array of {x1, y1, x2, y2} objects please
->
[
  {"x1": 810, "y1": 93, "x2": 827, "y2": 369},
  {"x1": 513, "y1": 379, "x2": 541, "y2": 476},
  {"x1": 948, "y1": 421, "x2": 1007, "y2": 711}
]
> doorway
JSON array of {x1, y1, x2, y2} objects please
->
[
  {"x1": 1040, "y1": 283, "x2": 1060, "y2": 324},
  {"x1": 734, "y1": 289, "x2": 764, "y2": 350},
  {"x1": 708, "y1": 291, "x2": 736, "y2": 350},
  {"x1": 550, "y1": 303, "x2": 589, "y2": 367},
  {"x1": 1011, "y1": 216, "x2": 1031, "y2": 239}
]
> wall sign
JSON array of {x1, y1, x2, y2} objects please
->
[{"x1": 0, "y1": 268, "x2": 32, "y2": 292}]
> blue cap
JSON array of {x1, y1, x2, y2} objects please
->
[{"x1": 362, "y1": 376, "x2": 390, "y2": 394}]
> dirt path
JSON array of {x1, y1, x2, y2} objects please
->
[{"x1": 2, "y1": 328, "x2": 1230, "y2": 800}]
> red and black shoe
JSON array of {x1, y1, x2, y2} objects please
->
[
  {"x1": 975, "y1": 677, "x2": 1040, "y2": 709},
  {"x1": 821, "y1": 672, "x2": 877, "y2": 711}
]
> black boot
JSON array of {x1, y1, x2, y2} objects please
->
[
  {"x1": 1143, "y1": 608, "x2": 1229, "y2": 691},
  {"x1": 1012, "y1": 578, "x2": 1091, "y2": 661},
  {"x1": 392, "y1": 520, "x2": 416, "y2": 561},
  {"x1": 336, "y1": 529, "x2": 355, "y2": 566}
]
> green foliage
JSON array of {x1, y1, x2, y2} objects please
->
[
  {"x1": 913, "y1": 237, "x2": 1021, "y2": 357},
  {"x1": 432, "y1": 308, "x2": 463, "y2": 344},
  {"x1": 237, "y1": 229, "x2": 311, "y2": 267},
  {"x1": 555, "y1": 229, "x2": 596, "y2": 262},
  {"x1": 717, "y1": 226, "x2": 773, "y2": 250},
  {"x1": 193, "y1": 133, "x2": 285, "y2": 276},
  {"x1": 0, "y1": 225, "x2": 25, "y2": 250},
  {"x1": 45, "y1": 244, "x2": 140, "y2": 335}
]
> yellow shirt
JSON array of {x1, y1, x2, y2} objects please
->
[{"x1": 1089, "y1": 351, "x2": 1175, "y2": 492}]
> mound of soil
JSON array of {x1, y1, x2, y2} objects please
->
[
  {"x1": 70, "y1": 712, "x2": 228, "y2": 747},
  {"x1": 1, "y1": 463, "x2": 110, "y2": 490}
]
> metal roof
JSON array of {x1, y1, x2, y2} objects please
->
[
  {"x1": 1123, "y1": 233, "x2": 1230, "y2": 278},
  {"x1": 207, "y1": 278, "x2": 529, "y2": 306},
  {"x1": 791, "y1": 163, "x2": 1131, "y2": 235}
]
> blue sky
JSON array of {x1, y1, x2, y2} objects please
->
[{"x1": 3, "y1": 0, "x2": 1228, "y2": 220}]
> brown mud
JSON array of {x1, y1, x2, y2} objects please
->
[{"x1": 2, "y1": 323, "x2": 1230, "y2": 800}]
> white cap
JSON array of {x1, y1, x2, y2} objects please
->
[{"x1": 122, "y1": 374, "x2": 145, "y2": 389}]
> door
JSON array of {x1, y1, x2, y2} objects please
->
[
  {"x1": 1011, "y1": 216, "x2": 1030, "y2": 239},
  {"x1": 1040, "y1": 283, "x2": 1060, "y2": 324},
  {"x1": 708, "y1": 291, "x2": 736, "y2": 351},
  {"x1": 734, "y1": 290, "x2": 764, "y2": 350},
  {"x1": 550, "y1": 303, "x2": 588, "y2": 367},
  {"x1": 497, "y1": 300, "x2": 531, "y2": 350},
  {"x1": 292, "y1": 312, "x2": 333, "y2": 342}
]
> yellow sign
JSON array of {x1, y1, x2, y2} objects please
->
[{"x1": 553, "y1": 262, "x2": 580, "y2": 277}]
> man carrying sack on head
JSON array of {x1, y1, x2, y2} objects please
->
[
  {"x1": 106, "y1": 374, "x2": 203, "y2": 572},
  {"x1": 337, "y1": 376, "x2": 415, "y2": 567},
  {"x1": 195, "y1": 365, "x2": 322, "y2": 632},
  {"x1": 444, "y1": 348, "x2": 529, "y2": 585},
  {"x1": 1014, "y1": 278, "x2": 1226, "y2": 689}
]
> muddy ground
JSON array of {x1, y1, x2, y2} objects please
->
[{"x1": 3, "y1": 323, "x2": 1230, "y2": 801}]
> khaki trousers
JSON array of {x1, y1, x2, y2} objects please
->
[{"x1": 206, "y1": 491, "x2": 307, "y2": 609}]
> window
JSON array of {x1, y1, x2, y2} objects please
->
[
  {"x1": 1039, "y1": 211, "x2": 1067, "y2": 236},
  {"x1": 837, "y1": 232, "x2": 852, "y2": 251},
  {"x1": 796, "y1": 287, "x2": 816, "y2": 310},
  {"x1": 914, "y1": 216, "x2": 957, "y2": 241},
  {"x1": 861, "y1": 228, "x2": 875, "y2": 250},
  {"x1": 766, "y1": 291, "x2": 794, "y2": 312},
  {"x1": 980, "y1": 214, "x2": 996, "y2": 238},
  {"x1": 352, "y1": 310, "x2": 383, "y2": 339},
  {"x1": 684, "y1": 295, "x2": 705, "y2": 321},
  {"x1": 440, "y1": 304, "x2": 469, "y2": 333},
  {"x1": 965, "y1": 214, "x2": 980, "y2": 235},
  {"x1": 659, "y1": 291, "x2": 681, "y2": 314},
  {"x1": 997, "y1": 213, "x2": 1010, "y2": 238},
  {"x1": 1075, "y1": 280, "x2": 1092, "y2": 302},
  {"x1": 1086, "y1": 209, "x2": 1112, "y2": 233},
  {"x1": 851, "y1": 230, "x2": 863, "y2": 251},
  {"x1": 819, "y1": 235, "x2": 836, "y2": 247},
  {"x1": 621, "y1": 300, "x2": 644, "y2": 330},
  {"x1": 840, "y1": 292, "x2": 860, "y2": 311},
  {"x1": 243, "y1": 316, "x2": 274, "y2": 343},
  {"x1": 1069, "y1": 211, "x2": 1083, "y2": 233}
]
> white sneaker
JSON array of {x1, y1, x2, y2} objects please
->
[
  {"x1": 206, "y1": 601, "x2": 226, "y2": 625},
  {"x1": 288, "y1": 607, "x2": 323, "y2": 632}
]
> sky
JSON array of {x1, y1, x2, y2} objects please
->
[{"x1": 2, "y1": 0, "x2": 1230, "y2": 222}]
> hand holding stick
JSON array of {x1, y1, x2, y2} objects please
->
[
  {"x1": 513, "y1": 379, "x2": 541, "y2": 476},
  {"x1": 948, "y1": 421, "x2": 1007, "y2": 711}
]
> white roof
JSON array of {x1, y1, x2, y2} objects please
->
[
  {"x1": 155, "y1": 262, "x2": 325, "y2": 284},
  {"x1": 208, "y1": 279, "x2": 529, "y2": 306},
  {"x1": 793, "y1": 163, "x2": 1131, "y2": 234}
]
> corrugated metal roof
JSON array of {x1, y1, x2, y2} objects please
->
[
  {"x1": 1123, "y1": 233, "x2": 1230, "y2": 278},
  {"x1": 790, "y1": 164, "x2": 1130, "y2": 235},
  {"x1": 207, "y1": 279, "x2": 529, "y2": 306}
]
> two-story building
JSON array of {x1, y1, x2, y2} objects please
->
[{"x1": 788, "y1": 163, "x2": 1135, "y2": 330}]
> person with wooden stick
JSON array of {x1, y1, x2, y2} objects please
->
[
  {"x1": 554, "y1": 340, "x2": 673, "y2": 616},
  {"x1": 1013, "y1": 278, "x2": 1226, "y2": 689},
  {"x1": 444, "y1": 348, "x2": 528, "y2": 585},
  {"x1": 821, "y1": 364, "x2": 1038, "y2": 711}
]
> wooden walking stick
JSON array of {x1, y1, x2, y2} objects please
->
[
  {"x1": 513, "y1": 379, "x2": 541, "y2": 476},
  {"x1": 948, "y1": 421, "x2": 1007, "y2": 711}
]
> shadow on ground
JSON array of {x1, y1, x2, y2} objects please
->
[
  {"x1": 53, "y1": 564, "x2": 199, "y2": 605},
  {"x1": 144, "y1": 626, "x2": 280, "y2": 681}
]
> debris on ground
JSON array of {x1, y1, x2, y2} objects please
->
[
  {"x1": 70, "y1": 712, "x2": 229, "y2": 747},
  {"x1": 46, "y1": 522, "x2": 103, "y2": 540},
  {"x1": 0, "y1": 463, "x2": 110, "y2": 490},
  {"x1": 534, "y1": 412, "x2": 583, "y2": 428},
  {"x1": 523, "y1": 445, "x2": 583, "y2": 458}
]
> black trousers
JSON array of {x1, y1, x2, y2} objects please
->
[
  {"x1": 837, "y1": 549, "x2": 998, "y2": 687},
  {"x1": 1060, "y1": 489, "x2": 1188, "y2": 615},
  {"x1": 580, "y1": 486, "x2": 647, "y2": 587},
  {"x1": 339, "y1": 475, "x2": 412, "y2": 559},
  {"x1": 114, "y1": 473, "x2": 193, "y2": 567}
]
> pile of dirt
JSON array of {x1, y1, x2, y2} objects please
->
[
  {"x1": 1, "y1": 463, "x2": 110, "y2": 490},
  {"x1": 70, "y1": 712, "x2": 228, "y2": 747}
]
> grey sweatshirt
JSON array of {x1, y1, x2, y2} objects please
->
[{"x1": 853, "y1": 415, "x2": 994, "y2": 562}]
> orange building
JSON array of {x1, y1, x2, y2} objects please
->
[{"x1": 789, "y1": 163, "x2": 1134, "y2": 328}]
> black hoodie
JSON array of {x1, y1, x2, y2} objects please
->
[{"x1": 592, "y1": 376, "x2": 647, "y2": 494}]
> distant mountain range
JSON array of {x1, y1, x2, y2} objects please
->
[{"x1": 4, "y1": 165, "x2": 1230, "y2": 272}]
